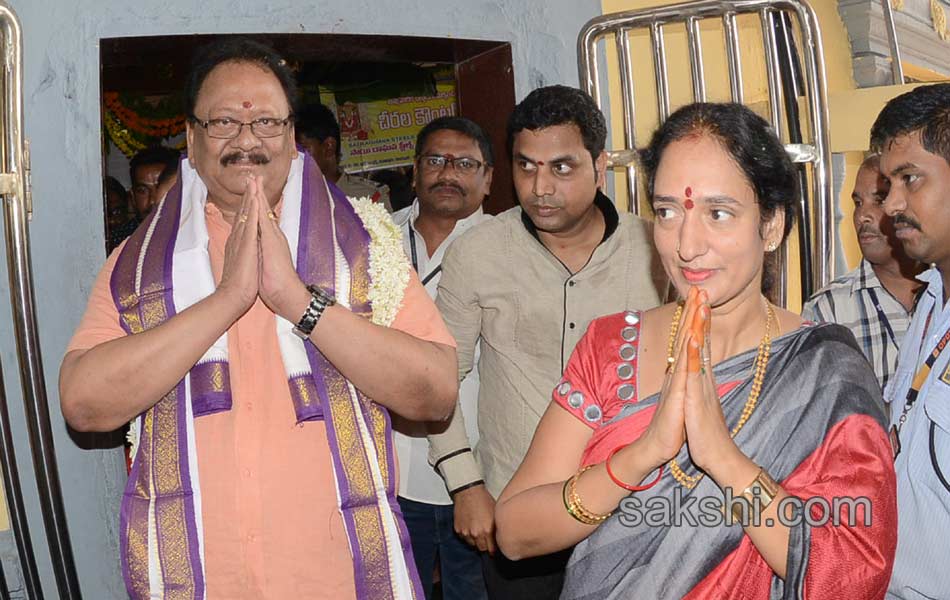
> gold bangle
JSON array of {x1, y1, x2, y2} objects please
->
[
  {"x1": 562, "y1": 478, "x2": 596, "y2": 525},
  {"x1": 563, "y1": 465, "x2": 612, "y2": 525},
  {"x1": 732, "y1": 467, "x2": 780, "y2": 522}
]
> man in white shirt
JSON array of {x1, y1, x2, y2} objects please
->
[{"x1": 393, "y1": 116, "x2": 494, "y2": 599}]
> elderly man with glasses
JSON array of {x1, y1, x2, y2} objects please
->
[
  {"x1": 390, "y1": 116, "x2": 494, "y2": 600},
  {"x1": 60, "y1": 38, "x2": 457, "y2": 600}
]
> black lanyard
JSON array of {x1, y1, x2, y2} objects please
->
[
  {"x1": 407, "y1": 228, "x2": 442, "y2": 286},
  {"x1": 865, "y1": 287, "x2": 900, "y2": 350},
  {"x1": 931, "y1": 422, "x2": 950, "y2": 494}
]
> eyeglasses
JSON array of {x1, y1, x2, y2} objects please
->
[
  {"x1": 190, "y1": 115, "x2": 294, "y2": 139},
  {"x1": 418, "y1": 154, "x2": 485, "y2": 175}
]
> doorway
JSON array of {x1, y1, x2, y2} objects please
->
[{"x1": 99, "y1": 32, "x2": 517, "y2": 253}]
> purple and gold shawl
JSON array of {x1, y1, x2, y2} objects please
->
[{"x1": 111, "y1": 153, "x2": 422, "y2": 599}]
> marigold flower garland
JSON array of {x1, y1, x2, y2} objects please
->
[{"x1": 103, "y1": 92, "x2": 187, "y2": 158}]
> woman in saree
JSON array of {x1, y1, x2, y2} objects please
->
[{"x1": 494, "y1": 102, "x2": 897, "y2": 599}]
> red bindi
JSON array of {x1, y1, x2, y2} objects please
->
[
  {"x1": 536, "y1": 160, "x2": 545, "y2": 166},
  {"x1": 683, "y1": 186, "x2": 694, "y2": 210},
  {"x1": 242, "y1": 101, "x2": 253, "y2": 109}
]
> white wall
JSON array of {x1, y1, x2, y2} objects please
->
[{"x1": 3, "y1": 0, "x2": 600, "y2": 597}]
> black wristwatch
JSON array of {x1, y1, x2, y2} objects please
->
[{"x1": 292, "y1": 284, "x2": 336, "y2": 339}]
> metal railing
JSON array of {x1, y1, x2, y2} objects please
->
[
  {"x1": 0, "y1": 2, "x2": 82, "y2": 598},
  {"x1": 577, "y1": 0, "x2": 834, "y2": 303},
  {"x1": 880, "y1": 0, "x2": 904, "y2": 84}
]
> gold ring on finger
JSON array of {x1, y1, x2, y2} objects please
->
[
  {"x1": 238, "y1": 214, "x2": 248, "y2": 223},
  {"x1": 267, "y1": 210, "x2": 278, "y2": 221}
]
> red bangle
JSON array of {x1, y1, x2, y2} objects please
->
[{"x1": 606, "y1": 444, "x2": 664, "y2": 491}]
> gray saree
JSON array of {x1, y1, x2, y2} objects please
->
[{"x1": 554, "y1": 313, "x2": 897, "y2": 600}]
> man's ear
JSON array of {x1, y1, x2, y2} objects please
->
[{"x1": 481, "y1": 166, "x2": 494, "y2": 197}]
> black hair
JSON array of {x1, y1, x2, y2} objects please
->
[
  {"x1": 184, "y1": 38, "x2": 298, "y2": 118},
  {"x1": 506, "y1": 85, "x2": 606, "y2": 165},
  {"x1": 640, "y1": 102, "x2": 798, "y2": 241},
  {"x1": 295, "y1": 103, "x2": 341, "y2": 158},
  {"x1": 869, "y1": 83, "x2": 950, "y2": 165},
  {"x1": 415, "y1": 116, "x2": 494, "y2": 166},
  {"x1": 129, "y1": 146, "x2": 181, "y2": 184},
  {"x1": 158, "y1": 159, "x2": 180, "y2": 185},
  {"x1": 104, "y1": 176, "x2": 127, "y2": 199}
]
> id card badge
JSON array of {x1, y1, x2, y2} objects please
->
[{"x1": 890, "y1": 425, "x2": 902, "y2": 460}]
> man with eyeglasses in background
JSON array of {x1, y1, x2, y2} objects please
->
[
  {"x1": 390, "y1": 116, "x2": 493, "y2": 599},
  {"x1": 61, "y1": 38, "x2": 457, "y2": 599},
  {"x1": 426, "y1": 85, "x2": 668, "y2": 598}
]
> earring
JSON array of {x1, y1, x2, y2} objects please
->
[{"x1": 767, "y1": 242, "x2": 777, "y2": 252}]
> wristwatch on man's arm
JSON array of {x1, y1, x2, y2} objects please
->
[{"x1": 292, "y1": 284, "x2": 336, "y2": 339}]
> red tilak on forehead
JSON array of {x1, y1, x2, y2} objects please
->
[
  {"x1": 536, "y1": 160, "x2": 545, "y2": 166},
  {"x1": 242, "y1": 101, "x2": 253, "y2": 109},
  {"x1": 683, "y1": 186, "x2": 694, "y2": 210}
]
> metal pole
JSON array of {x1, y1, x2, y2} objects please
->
[
  {"x1": 0, "y1": 3, "x2": 83, "y2": 598},
  {"x1": 723, "y1": 12, "x2": 744, "y2": 103},
  {"x1": 650, "y1": 22, "x2": 671, "y2": 122},
  {"x1": 761, "y1": 9, "x2": 783, "y2": 133},
  {"x1": 615, "y1": 28, "x2": 640, "y2": 213},
  {"x1": 686, "y1": 17, "x2": 706, "y2": 102},
  {"x1": 881, "y1": 0, "x2": 904, "y2": 84},
  {"x1": 0, "y1": 362, "x2": 41, "y2": 599},
  {"x1": 790, "y1": 1, "x2": 835, "y2": 294}
]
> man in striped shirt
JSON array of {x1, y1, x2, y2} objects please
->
[{"x1": 803, "y1": 154, "x2": 922, "y2": 390}]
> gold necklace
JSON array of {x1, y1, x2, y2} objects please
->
[{"x1": 665, "y1": 300, "x2": 775, "y2": 489}]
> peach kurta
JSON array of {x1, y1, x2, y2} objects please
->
[{"x1": 67, "y1": 202, "x2": 455, "y2": 598}]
